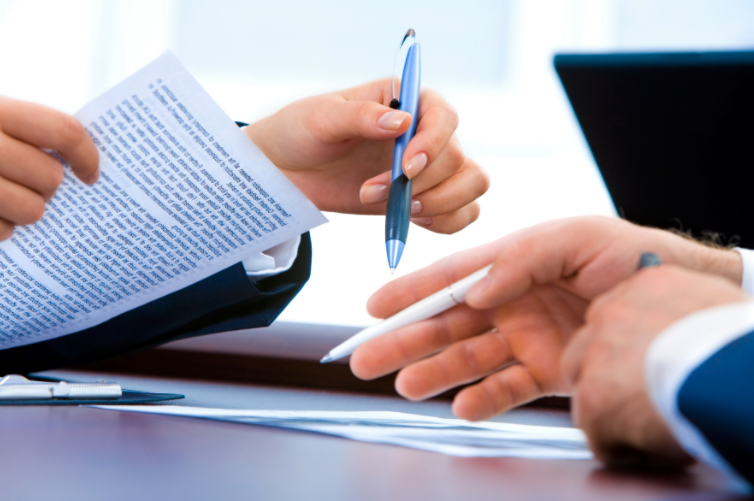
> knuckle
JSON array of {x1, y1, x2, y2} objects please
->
[
  {"x1": 423, "y1": 133, "x2": 443, "y2": 156},
  {"x1": 57, "y1": 113, "x2": 85, "y2": 148},
  {"x1": 446, "y1": 141, "x2": 465, "y2": 168},
  {"x1": 458, "y1": 343, "x2": 483, "y2": 375},
  {"x1": 19, "y1": 196, "x2": 45, "y2": 224},
  {"x1": 354, "y1": 101, "x2": 373, "y2": 127},
  {"x1": 432, "y1": 315, "x2": 455, "y2": 346},
  {"x1": 467, "y1": 201, "x2": 481, "y2": 225},
  {"x1": 0, "y1": 222, "x2": 13, "y2": 241},
  {"x1": 40, "y1": 166, "x2": 64, "y2": 200},
  {"x1": 574, "y1": 382, "x2": 600, "y2": 420},
  {"x1": 471, "y1": 164, "x2": 491, "y2": 197},
  {"x1": 442, "y1": 104, "x2": 460, "y2": 129}
]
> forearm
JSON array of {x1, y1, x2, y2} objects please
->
[{"x1": 647, "y1": 226, "x2": 743, "y2": 285}]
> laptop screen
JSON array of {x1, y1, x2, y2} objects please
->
[{"x1": 555, "y1": 51, "x2": 754, "y2": 248}]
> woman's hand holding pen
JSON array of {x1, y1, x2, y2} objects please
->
[
  {"x1": 349, "y1": 216, "x2": 743, "y2": 421},
  {"x1": 245, "y1": 78, "x2": 490, "y2": 234},
  {"x1": 0, "y1": 96, "x2": 99, "y2": 241}
]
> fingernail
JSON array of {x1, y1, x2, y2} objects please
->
[
  {"x1": 411, "y1": 217, "x2": 433, "y2": 227},
  {"x1": 411, "y1": 199, "x2": 422, "y2": 215},
  {"x1": 404, "y1": 153, "x2": 428, "y2": 177},
  {"x1": 377, "y1": 111, "x2": 408, "y2": 131},
  {"x1": 86, "y1": 171, "x2": 100, "y2": 185},
  {"x1": 360, "y1": 184, "x2": 389, "y2": 204}
]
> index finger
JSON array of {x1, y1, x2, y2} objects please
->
[
  {"x1": 0, "y1": 96, "x2": 99, "y2": 184},
  {"x1": 367, "y1": 239, "x2": 499, "y2": 319}
]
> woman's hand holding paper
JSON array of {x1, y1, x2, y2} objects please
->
[
  {"x1": 350, "y1": 216, "x2": 743, "y2": 421},
  {"x1": 0, "y1": 96, "x2": 99, "y2": 240},
  {"x1": 245, "y1": 78, "x2": 490, "y2": 234}
]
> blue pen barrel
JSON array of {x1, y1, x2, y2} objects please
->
[
  {"x1": 384, "y1": 41, "x2": 420, "y2": 271},
  {"x1": 385, "y1": 175, "x2": 412, "y2": 244}
]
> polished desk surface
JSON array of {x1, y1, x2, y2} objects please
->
[{"x1": 0, "y1": 370, "x2": 747, "y2": 501}]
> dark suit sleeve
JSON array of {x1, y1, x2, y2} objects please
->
[
  {"x1": 0, "y1": 232, "x2": 312, "y2": 374},
  {"x1": 677, "y1": 330, "x2": 754, "y2": 484}
]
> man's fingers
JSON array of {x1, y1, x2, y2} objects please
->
[
  {"x1": 0, "y1": 176, "x2": 46, "y2": 225},
  {"x1": 350, "y1": 304, "x2": 492, "y2": 380},
  {"x1": 0, "y1": 135, "x2": 64, "y2": 200},
  {"x1": 402, "y1": 88, "x2": 459, "y2": 179},
  {"x1": 0, "y1": 217, "x2": 14, "y2": 241},
  {"x1": 394, "y1": 329, "x2": 512, "y2": 401},
  {"x1": 366, "y1": 242, "x2": 500, "y2": 319},
  {"x1": 452, "y1": 364, "x2": 545, "y2": 421},
  {"x1": 0, "y1": 96, "x2": 99, "y2": 184},
  {"x1": 311, "y1": 98, "x2": 411, "y2": 143},
  {"x1": 412, "y1": 201, "x2": 481, "y2": 235},
  {"x1": 463, "y1": 217, "x2": 637, "y2": 311}
]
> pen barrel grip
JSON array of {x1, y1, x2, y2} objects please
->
[{"x1": 385, "y1": 175, "x2": 412, "y2": 243}]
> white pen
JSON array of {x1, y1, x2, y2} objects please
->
[{"x1": 321, "y1": 265, "x2": 493, "y2": 363}]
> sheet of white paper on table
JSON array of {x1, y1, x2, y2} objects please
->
[
  {"x1": 0, "y1": 52, "x2": 326, "y2": 348},
  {"x1": 94, "y1": 405, "x2": 593, "y2": 460}
]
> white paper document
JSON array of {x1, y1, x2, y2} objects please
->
[
  {"x1": 95, "y1": 405, "x2": 593, "y2": 460},
  {"x1": 0, "y1": 52, "x2": 327, "y2": 348}
]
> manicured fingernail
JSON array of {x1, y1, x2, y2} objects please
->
[
  {"x1": 411, "y1": 199, "x2": 422, "y2": 215},
  {"x1": 377, "y1": 111, "x2": 408, "y2": 131},
  {"x1": 411, "y1": 217, "x2": 433, "y2": 227},
  {"x1": 360, "y1": 184, "x2": 389, "y2": 204},
  {"x1": 404, "y1": 153, "x2": 428, "y2": 177}
]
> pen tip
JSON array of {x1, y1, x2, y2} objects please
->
[
  {"x1": 320, "y1": 354, "x2": 333, "y2": 364},
  {"x1": 390, "y1": 268, "x2": 395, "y2": 274}
]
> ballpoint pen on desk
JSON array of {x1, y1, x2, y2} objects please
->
[{"x1": 385, "y1": 29, "x2": 421, "y2": 273}]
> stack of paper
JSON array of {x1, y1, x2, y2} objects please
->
[{"x1": 95, "y1": 405, "x2": 592, "y2": 460}]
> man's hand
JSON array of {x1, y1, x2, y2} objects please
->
[
  {"x1": 561, "y1": 265, "x2": 750, "y2": 467},
  {"x1": 0, "y1": 96, "x2": 99, "y2": 241},
  {"x1": 350, "y1": 216, "x2": 742, "y2": 420},
  {"x1": 245, "y1": 78, "x2": 489, "y2": 234}
]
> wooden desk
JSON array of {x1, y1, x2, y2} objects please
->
[{"x1": 0, "y1": 323, "x2": 747, "y2": 500}]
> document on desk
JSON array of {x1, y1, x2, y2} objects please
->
[
  {"x1": 0, "y1": 52, "x2": 326, "y2": 348},
  {"x1": 95, "y1": 405, "x2": 593, "y2": 460}
]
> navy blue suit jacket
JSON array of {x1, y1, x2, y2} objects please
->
[
  {"x1": 0, "y1": 232, "x2": 312, "y2": 374},
  {"x1": 678, "y1": 330, "x2": 754, "y2": 484}
]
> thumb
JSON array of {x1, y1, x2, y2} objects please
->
[{"x1": 315, "y1": 99, "x2": 411, "y2": 143}]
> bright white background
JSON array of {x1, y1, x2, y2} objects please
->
[{"x1": 1, "y1": 0, "x2": 753, "y2": 327}]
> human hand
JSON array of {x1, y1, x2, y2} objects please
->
[
  {"x1": 244, "y1": 78, "x2": 489, "y2": 234},
  {"x1": 561, "y1": 265, "x2": 750, "y2": 467},
  {"x1": 350, "y1": 216, "x2": 743, "y2": 420},
  {"x1": 0, "y1": 96, "x2": 99, "y2": 240}
]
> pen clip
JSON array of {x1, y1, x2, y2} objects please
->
[{"x1": 391, "y1": 28, "x2": 416, "y2": 109}]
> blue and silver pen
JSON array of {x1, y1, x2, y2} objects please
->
[{"x1": 385, "y1": 29, "x2": 421, "y2": 273}]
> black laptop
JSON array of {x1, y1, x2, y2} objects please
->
[{"x1": 555, "y1": 51, "x2": 754, "y2": 247}]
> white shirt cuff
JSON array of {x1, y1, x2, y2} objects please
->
[
  {"x1": 645, "y1": 301, "x2": 754, "y2": 489},
  {"x1": 734, "y1": 248, "x2": 754, "y2": 294},
  {"x1": 241, "y1": 235, "x2": 301, "y2": 281}
]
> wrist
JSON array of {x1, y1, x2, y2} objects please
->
[{"x1": 684, "y1": 241, "x2": 742, "y2": 286}]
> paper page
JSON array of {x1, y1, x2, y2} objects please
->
[
  {"x1": 95, "y1": 406, "x2": 593, "y2": 460},
  {"x1": 0, "y1": 52, "x2": 327, "y2": 348}
]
